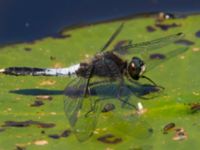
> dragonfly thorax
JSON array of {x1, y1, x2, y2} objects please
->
[{"x1": 127, "y1": 57, "x2": 146, "y2": 80}]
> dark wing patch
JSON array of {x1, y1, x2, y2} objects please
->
[
  {"x1": 100, "y1": 23, "x2": 124, "y2": 52},
  {"x1": 113, "y1": 32, "x2": 184, "y2": 55},
  {"x1": 113, "y1": 40, "x2": 132, "y2": 55}
]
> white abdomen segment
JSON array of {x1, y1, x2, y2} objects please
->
[
  {"x1": 44, "y1": 64, "x2": 80, "y2": 76},
  {"x1": 0, "y1": 64, "x2": 80, "y2": 76}
]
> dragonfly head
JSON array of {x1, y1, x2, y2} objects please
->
[{"x1": 128, "y1": 57, "x2": 146, "y2": 80}]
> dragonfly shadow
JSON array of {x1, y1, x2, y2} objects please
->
[
  {"x1": 10, "y1": 89, "x2": 63, "y2": 96},
  {"x1": 90, "y1": 83, "x2": 160, "y2": 99},
  {"x1": 9, "y1": 83, "x2": 160, "y2": 99},
  {"x1": 64, "y1": 82, "x2": 161, "y2": 100}
]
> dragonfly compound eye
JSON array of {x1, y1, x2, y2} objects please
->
[{"x1": 128, "y1": 57, "x2": 145, "y2": 80}]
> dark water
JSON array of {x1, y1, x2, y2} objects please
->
[{"x1": 0, "y1": 0, "x2": 199, "y2": 44}]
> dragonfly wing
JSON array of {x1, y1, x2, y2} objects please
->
[
  {"x1": 100, "y1": 23, "x2": 124, "y2": 52},
  {"x1": 113, "y1": 32, "x2": 184, "y2": 55},
  {"x1": 64, "y1": 76, "x2": 103, "y2": 141},
  {"x1": 89, "y1": 58, "x2": 153, "y2": 140},
  {"x1": 146, "y1": 47, "x2": 189, "y2": 72},
  {"x1": 109, "y1": 111, "x2": 153, "y2": 139},
  {"x1": 68, "y1": 96, "x2": 102, "y2": 141},
  {"x1": 102, "y1": 58, "x2": 153, "y2": 139},
  {"x1": 115, "y1": 87, "x2": 154, "y2": 140}
]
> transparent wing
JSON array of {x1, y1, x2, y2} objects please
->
[
  {"x1": 146, "y1": 47, "x2": 189, "y2": 72},
  {"x1": 64, "y1": 77, "x2": 102, "y2": 142},
  {"x1": 64, "y1": 78, "x2": 86, "y2": 126},
  {"x1": 113, "y1": 32, "x2": 184, "y2": 55},
  {"x1": 89, "y1": 58, "x2": 153, "y2": 140},
  {"x1": 102, "y1": 58, "x2": 153, "y2": 139},
  {"x1": 109, "y1": 111, "x2": 153, "y2": 139},
  {"x1": 100, "y1": 23, "x2": 124, "y2": 52},
  {"x1": 111, "y1": 63, "x2": 154, "y2": 139}
]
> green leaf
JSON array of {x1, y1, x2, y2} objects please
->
[{"x1": 0, "y1": 13, "x2": 200, "y2": 150}]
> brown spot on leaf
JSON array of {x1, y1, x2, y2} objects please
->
[
  {"x1": 24, "y1": 47, "x2": 32, "y2": 52},
  {"x1": 97, "y1": 134, "x2": 122, "y2": 144},
  {"x1": 41, "y1": 130, "x2": 45, "y2": 134},
  {"x1": 195, "y1": 31, "x2": 200, "y2": 38},
  {"x1": 172, "y1": 128, "x2": 188, "y2": 141},
  {"x1": 48, "y1": 129, "x2": 71, "y2": 139},
  {"x1": 2, "y1": 120, "x2": 55, "y2": 128},
  {"x1": 16, "y1": 145, "x2": 26, "y2": 150},
  {"x1": 155, "y1": 23, "x2": 181, "y2": 31},
  {"x1": 30, "y1": 100, "x2": 44, "y2": 107},
  {"x1": 50, "y1": 56, "x2": 56, "y2": 60},
  {"x1": 163, "y1": 122, "x2": 176, "y2": 134},
  {"x1": 149, "y1": 53, "x2": 166, "y2": 60},
  {"x1": 190, "y1": 103, "x2": 200, "y2": 113},
  {"x1": 148, "y1": 128, "x2": 154, "y2": 133},
  {"x1": 146, "y1": 25, "x2": 156, "y2": 32},
  {"x1": 60, "y1": 129, "x2": 71, "y2": 137},
  {"x1": 48, "y1": 134, "x2": 60, "y2": 139},
  {"x1": 102, "y1": 103, "x2": 115, "y2": 113}
]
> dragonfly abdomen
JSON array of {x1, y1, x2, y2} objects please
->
[
  {"x1": 0, "y1": 64, "x2": 80, "y2": 76},
  {"x1": 3, "y1": 67, "x2": 46, "y2": 76}
]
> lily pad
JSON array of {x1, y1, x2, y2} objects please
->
[{"x1": 0, "y1": 13, "x2": 200, "y2": 150}]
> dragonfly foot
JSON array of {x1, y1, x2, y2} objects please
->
[{"x1": 136, "y1": 102, "x2": 147, "y2": 115}]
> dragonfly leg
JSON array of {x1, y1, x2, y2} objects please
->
[
  {"x1": 84, "y1": 107, "x2": 94, "y2": 117},
  {"x1": 84, "y1": 98, "x2": 103, "y2": 117},
  {"x1": 116, "y1": 78, "x2": 137, "y2": 110},
  {"x1": 126, "y1": 76, "x2": 164, "y2": 99},
  {"x1": 84, "y1": 66, "x2": 94, "y2": 96},
  {"x1": 118, "y1": 97, "x2": 138, "y2": 110},
  {"x1": 141, "y1": 75, "x2": 165, "y2": 90}
]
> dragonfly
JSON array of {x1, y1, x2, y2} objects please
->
[{"x1": 0, "y1": 23, "x2": 187, "y2": 141}]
